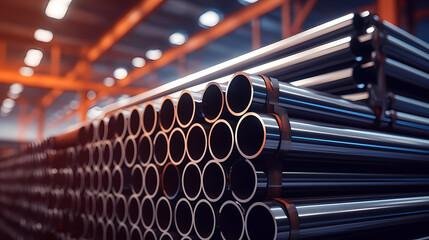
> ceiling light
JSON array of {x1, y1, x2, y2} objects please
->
[
  {"x1": 113, "y1": 68, "x2": 128, "y2": 79},
  {"x1": 24, "y1": 49, "x2": 43, "y2": 67},
  {"x1": 7, "y1": 92, "x2": 19, "y2": 99},
  {"x1": 132, "y1": 57, "x2": 146, "y2": 68},
  {"x1": 1, "y1": 105, "x2": 12, "y2": 114},
  {"x1": 45, "y1": 0, "x2": 72, "y2": 20},
  {"x1": 10, "y1": 83, "x2": 24, "y2": 95},
  {"x1": 199, "y1": 10, "x2": 221, "y2": 28},
  {"x1": 169, "y1": 32, "x2": 187, "y2": 46},
  {"x1": 19, "y1": 67, "x2": 34, "y2": 77},
  {"x1": 70, "y1": 99, "x2": 79, "y2": 110},
  {"x1": 2, "y1": 98, "x2": 15, "y2": 109},
  {"x1": 238, "y1": 0, "x2": 259, "y2": 4},
  {"x1": 366, "y1": 26, "x2": 375, "y2": 34},
  {"x1": 34, "y1": 29, "x2": 53, "y2": 42},
  {"x1": 145, "y1": 49, "x2": 162, "y2": 60},
  {"x1": 86, "y1": 90, "x2": 96, "y2": 100},
  {"x1": 103, "y1": 77, "x2": 115, "y2": 86}
]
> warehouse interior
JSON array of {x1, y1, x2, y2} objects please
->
[{"x1": 1, "y1": 0, "x2": 429, "y2": 239}]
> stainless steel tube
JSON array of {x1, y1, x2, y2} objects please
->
[
  {"x1": 202, "y1": 82, "x2": 227, "y2": 123},
  {"x1": 161, "y1": 162, "x2": 181, "y2": 199},
  {"x1": 186, "y1": 123, "x2": 210, "y2": 163},
  {"x1": 219, "y1": 200, "x2": 246, "y2": 240},
  {"x1": 208, "y1": 119, "x2": 236, "y2": 162},
  {"x1": 181, "y1": 162, "x2": 202, "y2": 201},
  {"x1": 154, "y1": 131, "x2": 169, "y2": 166},
  {"x1": 201, "y1": 160, "x2": 227, "y2": 202},
  {"x1": 168, "y1": 128, "x2": 187, "y2": 165},
  {"x1": 138, "y1": 134, "x2": 153, "y2": 167},
  {"x1": 177, "y1": 90, "x2": 202, "y2": 128},
  {"x1": 159, "y1": 96, "x2": 177, "y2": 133},
  {"x1": 174, "y1": 198, "x2": 194, "y2": 236}
]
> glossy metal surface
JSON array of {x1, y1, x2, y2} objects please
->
[
  {"x1": 388, "y1": 93, "x2": 429, "y2": 118},
  {"x1": 219, "y1": 200, "x2": 246, "y2": 240},
  {"x1": 209, "y1": 119, "x2": 237, "y2": 162},
  {"x1": 177, "y1": 90, "x2": 203, "y2": 128},
  {"x1": 194, "y1": 199, "x2": 217, "y2": 240},
  {"x1": 159, "y1": 96, "x2": 177, "y2": 133},
  {"x1": 202, "y1": 82, "x2": 227, "y2": 123},
  {"x1": 142, "y1": 101, "x2": 159, "y2": 135},
  {"x1": 182, "y1": 162, "x2": 202, "y2": 201},
  {"x1": 385, "y1": 57, "x2": 429, "y2": 90},
  {"x1": 186, "y1": 123, "x2": 210, "y2": 163},
  {"x1": 201, "y1": 160, "x2": 227, "y2": 202}
]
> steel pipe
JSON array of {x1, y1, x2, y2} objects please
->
[
  {"x1": 81, "y1": 144, "x2": 93, "y2": 167},
  {"x1": 105, "y1": 220, "x2": 116, "y2": 240},
  {"x1": 107, "y1": 114, "x2": 116, "y2": 139},
  {"x1": 85, "y1": 215, "x2": 97, "y2": 239},
  {"x1": 92, "y1": 142, "x2": 102, "y2": 167},
  {"x1": 177, "y1": 90, "x2": 203, "y2": 128},
  {"x1": 156, "y1": 196, "x2": 174, "y2": 232},
  {"x1": 175, "y1": 198, "x2": 194, "y2": 236},
  {"x1": 50, "y1": 126, "x2": 87, "y2": 149},
  {"x1": 202, "y1": 160, "x2": 227, "y2": 202},
  {"x1": 87, "y1": 121, "x2": 98, "y2": 143},
  {"x1": 84, "y1": 192, "x2": 96, "y2": 216},
  {"x1": 143, "y1": 228, "x2": 158, "y2": 240},
  {"x1": 160, "y1": 231, "x2": 181, "y2": 240},
  {"x1": 96, "y1": 218, "x2": 105, "y2": 240},
  {"x1": 124, "y1": 136, "x2": 138, "y2": 168},
  {"x1": 92, "y1": 166, "x2": 102, "y2": 192},
  {"x1": 168, "y1": 127, "x2": 187, "y2": 165},
  {"x1": 127, "y1": 194, "x2": 141, "y2": 226},
  {"x1": 115, "y1": 194, "x2": 128, "y2": 225},
  {"x1": 186, "y1": 123, "x2": 210, "y2": 163},
  {"x1": 84, "y1": 167, "x2": 93, "y2": 191},
  {"x1": 112, "y1": 166, "x2": 132, "y2": 195},
  {"x1": 142, "y1": 102, "x2": 159, "y2": 135},
  {"x1": 194, "y1": 199, "x2": 217, "y2": 240},
  {"x1": 159, "y1": 96, "x2": 177, "y2": 133},
  {"x1": 116, "y1": 222, "x2": 130, "y2": 240},
  {"x1": 182, "y1": 162, "x2": 202, "y2": 201},
  {"x1": 387, "y1": 93, "x2": 429, "y2": 118},
  {"x1": 153, "y1": 131, "x2": 169, "y2": 166},
  {"x1": 102, "y1": 140, "x2": 113, "y2": 168},
  {"x1": 131, "y1": 164, "x2": 144, "y2": 195},
  {"x1": 161, "y1": 162, "x2": 181, "y2": 199},
  {"x1": 138, "y1": 134, "x2": 153, "y2": 167},
  {"x1": 144, "y1": 164, "x2": 160, "y2": 198},
  {"x1": 231, "y1": 159, "x2": 429, "y2": 203},
  {"x1": 219, "y1": 200, "x2": 246, "y2": 240},
  {"x1": 208, "y1": 119, "x2": 237, "y2": 162},
  {"x1": 130, "y1": 225, "x2": 143, "y2": 240},
  {"x1": 104, "y1": 193, "x2": 116, "y2": 222},
  {"x1": 128, "y1": 106, "x2": 143, "y2": 137},
  {"x1": 245, "y1": 195, "x2": 429, "y2": 240},
  {"x1": 101, "y1": 166, "x2": 112, "y2": 193},
  {"x1": 141, "y1": 195, "x2": 155, "y2": 228},
  {"x1": 202, "y1": 82, "x2": 227, "y2": 123},
  {"x1": 115, "y1": 109, "x2": 130, "y2": 139},
  {"x1": 98, "y1": 117, "x2": 109, "y2": 141},
  {"x1": 113, "y1": 138, "x2": 125, "y2": 167}
]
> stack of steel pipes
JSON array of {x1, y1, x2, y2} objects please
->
[{"x1": 0, "y1": 11, "x2": 429, "y2": 240}]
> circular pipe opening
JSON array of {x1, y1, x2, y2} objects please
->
[
  {"x1": 209, "y1": 120, "x2": 234, "y2": 162},
  {"x1": 231, "y1": 160, "x2": 258, "y2": 203},
  {"x1": 202, "y1": 160, "x2": 226, "y2": 202},
  {"x1": 194, "y1": 199, "x2": 216, "y2": 239},
  {"x1": 245, "y1": 203, "x2": 276, "y2": 240},
  {"x1": 130, "y1": 226, "x2": 142, "y2": 240},
  {"x1": 104, "y1": 194, "x2": 116, "y2": 221},
  {"x1": 93, "y1": 167, "x2": 102, "y2": 191},
  {"x1": 113, "y1": 139, "x2": 125, "y2": 166},
  {"x1": 102, "y1": 141, "x2": 113, "y2": 167},
  {"x1": 115, "y1": 111, "x2": 127, "y2": 138},
  {"x1": 144, "y1": 164, "x2": 159, "y2": 197},
  {"x1": 160, "y1": 232, "x2": 173, "y2": 240},
  {"x1": 162, "y1": 163, "x2": 180, "y2": 199},
  {"x1": 182, "y1": 162, "x2": 201, "y2": 201},
  {"x1": 78, "y1": 126, "x2": 88, "y2": 145},
  {"x1": 168, "y1": 128, "x2": 186, "y2": 165},
  {"x1": 98, "y1": 119, "x2": 107, "y2": 141},
  {"x1": 128, "y1": 195, "x2": 141, "y2": 225},
  {"x1": 138, "y1": 134, "x2": 152, "y2": 166},
  {"x1": 81, "y1": 144, "x2": 92, "y2": 167},
  {"x1": 107, "y1": 115, "x2": 116, "y2": 139},
  {"x1": 159, "y1": 97, "x2": 176, "y2": 132},
  {"x1": 96, "y1": 194, "x2": 105, "y2": 218},
  {"x1": 96, "y1": 219, "x2": 105, "y2": 240},
  {"x1": 186, "y1": 123, "x2": 207, "y2": 163},
  {"x1": 141, "y1": 196, "x2": 155, "y2": 228},
  {"x1": 219, "y1": 201, "x2": 244, "y2": 240},
  {"x1": 74, "y1": 168, "x2": 85, "y2": 192},
  {"x1": 202, "y1": 83, "x2": 224, "y2": 123},
  {"x1": 154, "y1": 132, "x2": 168, "y2": 166},
  {"x1": 84, "y1": 168, "x2": 93, "y2": 190},
  {"x1": 124, "y1": 136, "x2": 137, "y2": 167},
  {"x1": 85, "y1": 193, "x2": 96, "y2": 216},
  {"x1": 131, "y1": 165, "x2": 144, "y2": 195},
  {"x1": 226, "y1": 74, "x2": 253, "y2": 116},
  {"x1": 116, "y1": 195, "x2": 128, "y2": 224},
  {"x1": 175, "y1": 198, "x2": 194, "y2": 236},
  {"x1": 86, "y1": 216, "x2": 96, "y2": 239},
  {"x1": 142, "y1": 103, "x2": 157, "y2": 135},
  {"x1": 105, "y1": 221, "x2": 116, "y2": 240},
  {"x1": 101, "y1": 167, "x2": 112, "y2": 193},
  {"x1": 143, "y1": 229, "x2": 157, "y2": 240},
  {"x1": 116, "y1": 223, "x2": 129, "y2": 240},
  {"x1": 156, "y1": 197, "x2": 172, "y2": 232},
  {"x1": 87, "y1": 123, "x2": 96, "y2": 143},
  {"x1": 129, "y1": 107, "x2": 141, "y2": 136},
  {"x1": 235, "y1": 113, "x2": 265, "y2": 159},
  {"x1": 177, "y1": 91, "x2": 195, "y2": 128},
  {"x1": 112, "y1": 167, "x2": 123, "y2": 194}
]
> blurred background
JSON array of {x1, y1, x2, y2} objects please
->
[{"x1": 0, "y1": 0, "x2": 428, "y2": 146}]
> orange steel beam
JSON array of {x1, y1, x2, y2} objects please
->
[
  {"x1": 49, "y1": 110, "x2": 78, "y2": 129},
  {"x1": 0, "y1": 69, "x2": 146, "y2": 94},
  {"x1": 17, "y1": 102, "x2": 29, "y2": 141},
  {"x1": 282, "y1": 0, "x2": 292, "y2": 38},
  {"x1": 118, "y1": 0, "x2": 285, "y2": 87},
  {"x1": 37, "y1": 107, "x2": 45, "y2": 140},
  {"x1": 290, "y1": 0, "x2": 318, "y2": 34},
  {"x1": 377, "y1": 0, "x2": 399, "y2": 25},
  {"x1": 51, "y1": 45, "x2": 61, "y2": 76},
  {"x1": 415, "y1": 8, "x2": 429, "y2": 21},
  {"x1": 252, "y1": 18, "x2": 261, "y2": 49},
  {"x1": 0, "y1": 41, "x2": 5, "y2": 66}
]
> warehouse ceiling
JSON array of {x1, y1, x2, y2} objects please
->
[{"x1": 0, "y1": 0, "x2": 428, "y2": 141}]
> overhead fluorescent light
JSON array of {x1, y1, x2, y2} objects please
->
[
  {"x1": 19, "y1": 67, "x2": 34, "y2": 77},
  {"x1": 145, "y1": 49, "x2": 162, "y2": 60},
  {"x1": 10, "y1": 83, "x2": 24, "y2": 95},
  {"x1": 238, "y1": 0, "x2": 259, "y2": 5},
  {"x1": 103, "y1": 77, "x2": 115, "y2": 86},
  {"x1": 113, "y1": 68, "x2": 128, "y2": 79},
  {"x1": 24, "y1": 49, "x2": 43, "y2": 67},
  {"x1": 169, "y1": 32, "x2": 187, "y2": 46},
  {"x1": 2, "y1": 98, "x2": 15, "y2": 109},
  {"x1": 199, "y1": 10, "x2": 221, "y2": 28},
  {"x1": 34, "y1": 29, "x2": 53, "y2": 42},
  {"x1": 86, "y1": 90, "x2": 96, "y2": 100},
  {"x1": 132, "y1": 57, "x2": 146, "y2": 68},
  {"x1": 45, "y1": 0, "x2": 72, "y2": 20}
]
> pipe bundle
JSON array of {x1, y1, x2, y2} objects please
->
[{"x1": 1, "y1": 11, "x2": 429, "y2": 240}]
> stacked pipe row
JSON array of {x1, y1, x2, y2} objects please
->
[{"x1": 0, "y1": 11, "x2": 429, "y2": 240}]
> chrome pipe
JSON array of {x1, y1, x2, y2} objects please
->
[
  {"x1": 168, "y1": 127, "x2": 187, "y2": 165},
  {"x1": 202, "y1": 82, "x2": 227, "y2": 123},
  {"x1": 141, "y1": 195, "x2": 156, "y2": 229},
  {"x1": 174, "y1": 198, "x2": 194, "y2": 236},
  {"x1": 161, "y1": 162, "x2": 181, "y2": 199},
  {"x1": 127, "y1": 194, "x2": 142, "y2": 226},
  {"x1": 124, "y1": 136, "x2": 138, "y2": 168},
  {"x1": 186, "y1": 123, "x2": 210, "y2": 163},
  {"x1": 138, "y1": 134, "x2": 153, "y2": 167},
  {"x1": 208, "y1": 119, "x2": 237, "y2": 162},
  {"x1": 154, "y1": 131, "x2": 169, "y2": 166},
  {"x1": 156, "y1": 196, "x2": 174, "y2": 232},
  {"x1": 144, "y1": 164, "x2": 160, "y2": 198},
  {"x1": 219, "y1": 200, "x2": 246, "y2": 240},
  {"x1": 128, "y1": 106, "x2": 143, "y2": 137},
  {"x1": 177, "y1": 90, "x2": 203, "y2": 128},
  {"x1": 201, "y1": 160, "x2": 227, "y2": 202},
  {"x1": 131, "y1": 164, "x2": 144, "y2": 195},
  {"x1": 182, "y1": 162, "x2": 202, "y2": 201},
  {"x1": 159, "y1": 96, "x2": 177, "y2": 133}
]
